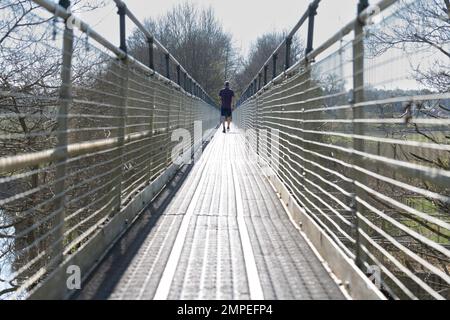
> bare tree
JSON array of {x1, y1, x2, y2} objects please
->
[
  {"x1": 0, "y1": 0, "x2": 106, "y2": 298},
  {"x1": 127, "y1": 2, "x2": 236, "y2": 104},
  {"x1": 365, "y1": 0, "x2": 450, "y2": 214},
  {"x1": 235, "y1": 31, "x2": 305, "y2": 94},
  {"x1": 363, "y1": 0, "x2": 450, "y2": 298},
  {"x1": 367, "y1": 0, "x2": 449, "y2": 92}
]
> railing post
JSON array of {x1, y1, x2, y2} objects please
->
[
  {"x1": 117, "y1": 3, "x2": 127, "y2": 53},
  {"x1": 52, "y1": 0, "x2": 72, "y2": 267},
  {"x1": 176, "y1": 65, "x2": 181, "y2": 86},
  {"x1": 285, "y1": 37, "x2": 292, "y2": 70},
  {"x1": 148, "y1": 74, "x2": 156, "y2": 183},
  {"x1": 165, "y1": 84, "x2": 172, "y2": 167},
  {"x1": 147, "y1": 37, "x2": 154, "y2": 70},
  {"x1": 272, "y1": 53, "x2": 278, "y2": 79},
  {"x1": 264, "y1": 65, "x2": 268, "y2": 85},
  {"x1": 115, "y1": 1, "x2": 129, "y2": 214},
  {"x1": 183, "y1": 72, "x2": 187, "y2": 91},
  {"x1": 351, "y1": 0, "x2": 369, "y2": 269},
  {"x1": 177, "y1": 83, "x2": 183, "y2": 149},
  {"x1": 258, "y1": 73, "x2": 262, "y2": 90},
  {"x1": 165, "y1": 53, "x2": 170, "y2": 79},
  {"x1": 305, "y1": 1, "x2": 318, "y2": 57}
]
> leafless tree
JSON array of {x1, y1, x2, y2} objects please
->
[
  {"x1": 365, "y1": 0, "x2": 450, "y2": 213},
  {"x1": 127, "y1": 2, "x2": 236, "y2": 104},
  {"x1": 0, "y1": 0, "x2": 106, "y2": 298},
  {"x1": 363, "y1": 0, "x2": 450, "y2": 298},
  {"x1": 234, "y1": 31, "x2": 305, "y2": 95},
  {"x1": 367, "y1": 0, "x2": 449, "y2": 92}
]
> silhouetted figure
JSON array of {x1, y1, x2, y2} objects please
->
[{"x1": 219, "y1": 81, "x2": 234, "y2": 133}]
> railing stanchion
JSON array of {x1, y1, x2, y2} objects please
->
[
  {"x1": 272, "y1": 53, "x2": 277, "y2": 79},
  {"x1": 166, "y1": 85, "x2": 172, "y2": 166},
  {"x1": 165, "y1": 53, "x2": 170, "y2": 79},
  {"x1": 264, "y1": 65, "x2": 268, "y2": 85},
  {"x1": 305, "y1": 1, "x2": 318, "y2": 57},
  {"x1": 115, "y1": 69, "x2": 128, "y2": 213},
  {"x1": 147, "y1": 78, "x2": 155, "y2": 183},
  {"x1": 351, "y1": 0, "x2": 369, "y2": 269},
  {"x1": 115, "y1": 2, "x2": 129, "y2": 214},
  {"x1": 176, "y1": 65, "x2": 181, "y2": 86},
  {"x1": 147, "y1": 36, "x2": 154, "y2": 70},
  {"x1": 52, "y1": 0, "x2": 73, "y2": 267},
  {"x1": 285, "y1": 37, "x2": 292, "y2": 70},
  {"x1": 117, "y1": 3, "x2": 127, "y2": 53},
  {"x1": 258, "y1": 73, "x2": 262, "y2": 90}
]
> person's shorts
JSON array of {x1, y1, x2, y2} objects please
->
[{"x1": 221, "y1": 107, "x2": 232, "y2": 118}]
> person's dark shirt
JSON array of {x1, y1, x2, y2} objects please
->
[{"x1": 219, "y1": 88, "x2": 234, "y2": 109}]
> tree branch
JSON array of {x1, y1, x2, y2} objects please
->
[{"x1": 414, "y1": 33, "x2": 450, "y2": 58}]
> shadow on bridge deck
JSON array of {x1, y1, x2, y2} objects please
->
[{"x1": 73, "y1": 126, "x2": 346, "y2": 300}]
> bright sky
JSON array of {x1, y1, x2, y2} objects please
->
[{"x1": 78, "y1": 0, "x2": 359, "y2": 58}]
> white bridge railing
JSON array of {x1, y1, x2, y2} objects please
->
[
  {"x1": 235, "y1": 0, "x2": 450, "y2": 300},
  {"x1": 0, "y1": 0, "x2": 217, "y2": 299}
]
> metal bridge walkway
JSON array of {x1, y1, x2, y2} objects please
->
[
  {"x1": 2, "y1": 0, "x2": 448, "y2": 300},
  {"x1": 74, "y1": 127, "x2": 345, "y2": 300}
]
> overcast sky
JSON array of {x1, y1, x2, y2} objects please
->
[{"x1": 78, "y1": 0, "x2": 359, "y2": 57}]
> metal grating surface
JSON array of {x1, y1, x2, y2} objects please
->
[{"x1": 75, "y1": 128, "x2": 345, "y2": 300}]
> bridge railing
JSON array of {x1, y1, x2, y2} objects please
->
[
  {"x1": 0, "y1": 0, "x2": 217, "y2": 299},
  {"x1": 235, "y1": 0, "x2": 450, "y2": 299}
]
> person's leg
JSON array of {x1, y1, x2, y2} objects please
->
[
  {"x1": 221, "y1": 109, "x2": 226, "y2": 133},
  {"x1": 226, "y1": 109, "x2": 231, "y2": 130}
]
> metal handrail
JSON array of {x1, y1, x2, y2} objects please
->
[
  {"x1": 0, "y1": 0, "x2": 218, "y2": 299},
  {"x1": 33, "y1": 0, "x2": 216, "y2": 107},
  {"x1": 234, "y1": 0, "x2": 450, "y2": 300},
  {"x1": 238, "y1": 0, "x2": 396, "y2": 106},
  {"x1": 112, "y1": 0, "x2": 217, "y2": 106},
  {"x1": 238, "y1": 0, "x2": 321, "y2": 105}
]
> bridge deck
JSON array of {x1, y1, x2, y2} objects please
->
[{"x1": 75, "y1": 127, "x2": 345, "y2": 300}]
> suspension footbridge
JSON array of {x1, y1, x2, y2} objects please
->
[{"x1": 0, "y1": 0, "x2": 449, "y2": 300}]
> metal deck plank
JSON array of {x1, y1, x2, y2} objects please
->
[
  {"x1": 75, "y1": 127, "x2": 346, "y2": 300},
  {"x1": 233, "y1": 136, "x2": 345, "y2": 300},
  {"x1": 167, "y1": 130, "x2": 250, "y2": 300}
]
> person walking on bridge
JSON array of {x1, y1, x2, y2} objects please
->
[{"x1": 219, "y1": 81, "x2": 235, "y2": 133}]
